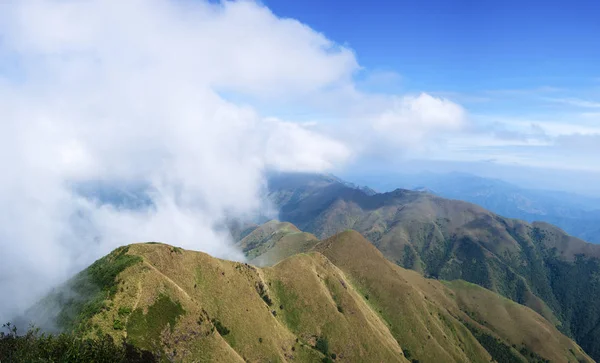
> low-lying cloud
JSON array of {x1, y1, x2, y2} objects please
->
[{"x1": 0, "y1": 0, "x2": 357, "y2": 322}]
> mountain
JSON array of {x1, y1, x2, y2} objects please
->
[
  {"x1": 345, "y1": 172, "x2": 600, "y2": 244},
  {"x1": 267, "y1": 172, "x2": 600, "y2": 361},
  {"x1": 30, "y1": 231, "x2": 591, "y2": 363},
  {"x1": 236, "y1": 220, "x2": 319, "y2": 266}
]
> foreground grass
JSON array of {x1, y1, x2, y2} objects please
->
[{"x1": 0, "y1": 323, "x2": 156, "y2": 363}]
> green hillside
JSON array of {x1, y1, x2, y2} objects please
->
[
  {"x1": 23, "y1": 231, "x2": 591, "y2": 362},
  {"x1": 268, "y1": 173, "x2": 600, "y2": 360}
]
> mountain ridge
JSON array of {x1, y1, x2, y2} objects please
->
[
  {"x1": 267, "y1": 172, "x2": 600, "y2": 360},
  {"x1": 344, "y1": 172, "x2": 600, "y2": 243},
  {"x1": 29, "y1": 230, "x2": 592, "y2": 362}
]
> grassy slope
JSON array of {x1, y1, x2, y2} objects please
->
[
  {"x1": 314, "y1": 231, "x2": 591, "y2": 363},
  {"x1": 446, "y1": 280, "x2": 589, "y2": 363},
  {"x1": 44, "y1": 230, "x2": 592, "y2": 363},
  {"x1": 51, "y1": 242, "x2": 406, "y2": 362}
]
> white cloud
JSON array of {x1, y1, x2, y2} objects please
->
[
  {"x1": 1, "y1": 0, "x2": 359, "y2": 98},
  {"x1": 371, "y1": 93, "x2": 467, "y2": 147},
  {"x1": 421, "y1": 112, "x2": 600, "y2": 172},
  {"x1": 543, "y1": 97, "x2": 600, "y2": 108},
  {"x1": 481, "y1": 116, "x2": 600, "y2": 137},
  {"x1": 0, "y1": 0, "x2": 356, "y2": 322},
  {"x1": 581, "y1": 112, "x2": 600, "y2": 119},
  {"x1": 0, "y1": 0, "x2": 480, "y2": 324},
  {"x1": 263, "y1": 118, "x2": 351, "y2": 172}
]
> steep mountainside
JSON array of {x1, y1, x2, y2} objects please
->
[
  {"x1": 267, "y1": 172, "x2": 600, "y2": 360},
  {"x1": 34, "y1": 232, "x2": 590, "y2": 363}
]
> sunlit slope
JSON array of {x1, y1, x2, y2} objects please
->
[
  {"x1": 45, "y1": 242, "x2": 407, "y2": 362},
  {"x1": 43, "y1": 231, "x2": 591, "y2": 362}
]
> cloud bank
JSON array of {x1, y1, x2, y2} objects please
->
[
  {"x1": 0, "y1": 0, "x2": 357, "y2": 322},
  {"x1": 0, "y1": 0, "x2": 466, "y2": 322}
]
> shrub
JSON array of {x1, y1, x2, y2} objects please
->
[
  {"x1": 118, "y1": 307, "x2": 132, "y2": 317},
  {"x1": 113, "y1": 319, "x2": 124, "y2": 330},
  {"x1": 262, "y1": 294, "x2": 273, "y2": 306},
  {"x1": 211, "y1": 319, "x2": 230, "y2": 336},
  {"x1": 315, "y1": 336, "x2": 329, "y2": 356},
  {"x1": 0, "y1": 324, "x2": 156, "y2": 363}
]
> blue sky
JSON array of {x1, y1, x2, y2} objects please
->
[
  {"x1": 263, "y1": 0, "x2": 600, "y2": 94},
  {"x1": 263, "y1": 0, "x2": 600, "y2": 122},
  {"x1": 259, "y1": 0, "x2": 600, "y2": 192}
]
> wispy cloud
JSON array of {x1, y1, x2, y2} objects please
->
[
  {"x1": 483, "y1": 86, "x2": 563, "y2": 96},
  {"x1": 543, "y1": 97, "x2": 600, "y2": 108},
  {"x1": 429, "y1": 91, "x2": 492, "y2": 104},
  {"x1": 581, "y1": 112, "x2": 600, "y2": 118}
]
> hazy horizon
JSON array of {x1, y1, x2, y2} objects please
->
[{"x1": 338, "y1": 160, "x2": 600, "y2": 197}]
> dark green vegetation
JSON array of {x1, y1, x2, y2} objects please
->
[
  {"x1": 210, "y1": 318, "x2": 230, "y2": 336},
  {"x1": 315, "y1": 336, "x2": 329, "y2": 356},
  {"x1": 16, "y1": 246, "x2": 142, "y2": 340},
  {"x1": 464, "y1": 323, "x2": 527, "y2": 363},
  {"x1": 37, "y1": 246, "x2": 143, "y2": 333},
  {"x1": 0, "y1": 323, "x2": 156, "y2": 363},
  {"x1": 126, "y1": 293, "x2": 185, "y2": 352},
  {"x1": 547, "y1": 254, "x2": 600, "y2": 360},
  {"x1": 266, "y1": 172, "x2": 600, "y2": 361}
]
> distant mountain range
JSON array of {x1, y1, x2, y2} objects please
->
[
  {"x1": 266, "y1": 172, "x2": 600, "y2": 360},
  {"x1": 344, "y1": 172, "x2": 600, "y2": 244}
]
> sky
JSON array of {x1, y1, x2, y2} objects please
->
[
  {"x1": 264, "y1": 0, "x2": 600, "y2": 92},
  {"x1": 0, "y1": 0, "x2": 599, "y2": 322},
  {"x1": 259, "y1": 0, "x2": 600, "y2": 185}
]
